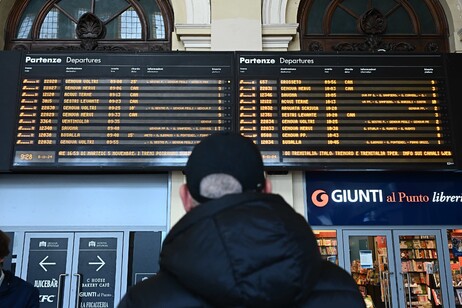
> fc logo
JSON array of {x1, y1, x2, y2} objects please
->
[
  {"x1": 39, "y1": 295, "x2": 55, "y2": 303},
  {"x1": 311, "y1": 190, "x2": 329, "y2": 207}
]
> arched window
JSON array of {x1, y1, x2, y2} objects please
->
[
  {"x1": 298, "y1": 0, "x2": 449, "y2": 53},
  {"x1": 5, "y1": 0, "x2": 173, "y2": 51}
]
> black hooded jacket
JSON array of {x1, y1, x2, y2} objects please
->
[{"x1": 118, "y1": 193, "x2": 365, "y2": 307}]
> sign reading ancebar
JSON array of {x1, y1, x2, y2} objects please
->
[
  {"x1": 237, "y1": 53, "x2": 455, "y2": 169},
  {"x1": 13, "y1": 52, "x2": 234, "y2": 169}
]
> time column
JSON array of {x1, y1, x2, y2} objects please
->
[
  {"x1": 107, "y1": 79, "x2": 123, "y2": 145},
  {"x1": 324, "y1": 80, "x2": 340, "y2": 145}
]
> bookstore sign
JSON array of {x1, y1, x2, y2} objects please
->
[{"x1": 306, "y1": 172, "x2": 462, "y2": 226}]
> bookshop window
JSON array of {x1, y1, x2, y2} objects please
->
[
  {"x1": 314, "y1": 230, "x2": 338, "y2": 265},
  {"x1": 5, "y1": 0, "x2": 173, "y2": 51},
  {"x1": 298, "y1": 0, "x2": 449, "y2": 53},
  {"x1": 447, "y1": 229, "x2": 462, "y2": 306}
]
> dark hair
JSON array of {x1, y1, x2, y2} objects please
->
[{"x1": 0, "y1": 230, "x2": 11, "y2": 259}]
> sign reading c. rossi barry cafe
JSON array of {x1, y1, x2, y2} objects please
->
[{"x1": 306, "y1": 172, "x2": 462, "y2": 225}]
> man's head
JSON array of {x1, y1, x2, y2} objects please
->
[
  {"x1": 0, "y1": 230, "x2": 11, "y2": 263},
  {"x1": 181, "y1": 132, "x2": 270, "y2": 211}
]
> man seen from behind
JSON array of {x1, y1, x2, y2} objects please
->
[{"x1": 118, "y1": 132, "x2": 365, "y2": 307}]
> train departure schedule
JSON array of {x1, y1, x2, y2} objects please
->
[
  {"x1": 237, "y1": 53, "x2": 455, "y2": 169},
  {"x1": 13, "y1": 53, "x2": 234, "y2": 168},
  {"x1": 7, "y1": 52, "x2": 459, "y2": 171}
]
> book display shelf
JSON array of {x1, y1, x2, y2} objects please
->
[
  {"x1": 447, "y1": 230, "x2": 462, "y2": 307},
  {"x1": 314, "y1": 230, "x2": 338, "y2": 265},
  {"x1": 400, "y1": 235, "x2": 442, "y2": 307}
]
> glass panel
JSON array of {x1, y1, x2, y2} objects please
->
[
  {"x1": 447, "y1": 229, "x2": 462, "y2": 306},
  {"x1": 314, "y1": 230, "x2": 338, "y2": 265},
  {"x1": 39, "y1": 8, "x2": 58, "y2": 39},
  {"x1": 152, "y1": 11, "x2": 165, "y2": 39},
  {"x1": 386, "y1": 7, "x2": 414, "y2": 34},
  {"x1": 304, "y1": 0, "x2": 421, "y2": 35},
  {"x1": 16, "y1": 0, "x2": 45, "y2": 39},
  {"x1": 120, "y1": 8, "x2": 142, "y2": 39},
  {"x1": 56, "y1": 0, "x2": 92, "y2": 21},
  {"x1": 408, "y1": 0, "x2": 437, "y2": 34},
  {"x1": 331, "y1": 7, "x2": 357, "y2": 34},
  {"x1": 399, "y1": 235, "x2": 443, "y2": 307},
  {"x1": 349, "y1": 235, "x2": 391, "y2": 308},
  {"x1": 17, "y1": 14, "x2": 35, "y2": 39},
  {"x1": 305, "y1": 0, "x2": 331, "y2": 34},
  {"x1": 341, "y1": 0, "x2": 368, "y2": 16},
  {"x1": 39, "y1": 8, "x2": 76, "y2": 39},
  {"x1": 139, "y1": 0, "x2": 165, "y2": 39},
  {"x1": 372, "y1": 0, "x2": 396, "y2": 14},
  {"x1": 95, "y1": 0, "x2": 130, "y2": 22},
  {"x1": 105, "y1": 8, "x2": 142, "y2": 39}
]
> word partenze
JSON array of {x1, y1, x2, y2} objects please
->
[{"x1": 239, "y1": 57, "x2": 315, "y2": 65}]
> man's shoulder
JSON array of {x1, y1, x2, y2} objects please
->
[
  {"x1": 314, "y1": 261, "x2": 362, "y2": 291},
  {"x1": 118, "y1": 271, "x2": 211, "y2": 308},
  {"x1": 300, "y1": 261, "x2": 366, "y2": 308}
]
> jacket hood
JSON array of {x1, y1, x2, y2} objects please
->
[{"x1": 160, "y1": 193, "x2": 322, "y2": 307}]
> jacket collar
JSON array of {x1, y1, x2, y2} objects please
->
[{"x1": 165, "y1": 192, "x2": 285, "y2": 242}]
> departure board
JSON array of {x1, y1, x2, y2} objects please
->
[
  {"x1": 3, "y1": 52, "x2": 461, "y2": 172},
  {"x1": 12, "y1": 53, "x2": 234, "y2": 169},
  {"x1": 237, "y1": 53, "x2": 456, "y2": 169}
]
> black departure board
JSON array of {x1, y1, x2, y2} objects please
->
[
  {"x1": 2, "y1": 52, "x2": 461, "y2": 172},
  {"x1": 237, "y1": 53, "x2": 456, "y2": 169},
  {"x1": 12, "y1": 52, "x2": 234, "y2": 169}
]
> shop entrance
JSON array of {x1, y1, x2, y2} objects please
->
[
  {"x1": 343, "y1": 230, "x2": 450, "y2": 308},
  {"x1": 20, "y1": 232, "x2": 123, "y2": 308}
]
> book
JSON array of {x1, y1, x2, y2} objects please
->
[
  {"x1": 432, "y1": 273, "x2": 441, "y2": 288},
  {"x1": 431, "y1": 289, "x2": 441, "y2": 305},
  {"x1": 424, "y1": 262, "x2": 434, "y2": 274},
  {"x1": 402, "y1": 261, "x2": 410, "y2": 272},
  {"x1": 457, "y1": 289, "x2": 462, "y2": 305}
]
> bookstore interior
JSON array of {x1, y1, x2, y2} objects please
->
[{"x1": 314, "y1": 229, "x2": 462, "y2": 308}]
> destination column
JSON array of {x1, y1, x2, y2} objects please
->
[
  {"x1": 60, "y1": 78, "x2": 100, "y2": 148},
  {"x1": 279, "y1": 79, "x2": 322, "y2": 163}
]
